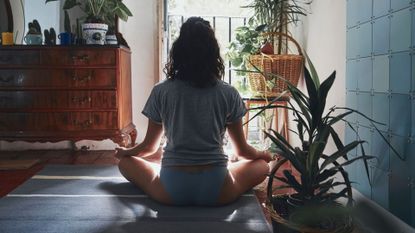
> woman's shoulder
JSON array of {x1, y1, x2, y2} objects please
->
[{"x1": 216, "y1": 80, "x2": 240, "y2": 95}]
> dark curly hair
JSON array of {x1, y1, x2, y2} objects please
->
[{"x1": 164, "y1": 17, "x2": 225, "y2": 88}]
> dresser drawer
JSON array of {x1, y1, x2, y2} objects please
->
[
  {"x1": 0, "y1": 51, "x2": 40, "y2": 65},
  {"x1": 0, "y1": 90, "x2": 117, "y2": 109},
  {"x1": 41, "y1": 50, "x2": 116, "y2": 66},
  {"x1": 0, "y1": 112, "x2": 118, "y2": 131},
  {"x1": 0, "y1": 69, "x2": 116, "y2": 88}
]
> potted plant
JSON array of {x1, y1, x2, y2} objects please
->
[
  {"x1": 24, "y1": 19, "x2": 43, "y2": 45},
  {"x1": 46, "y1": 0, "x2": 132, "y2": 45},
  {"x1": 246, "y1": 56, "x2": 404, "y2": 232},
  {"x1": 227, "y1": 0, "x2": 311, "y2": 97}
]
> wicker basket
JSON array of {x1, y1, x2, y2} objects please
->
[{"x1": 247, "y1": 33, "x2": 303, "y2": 97}]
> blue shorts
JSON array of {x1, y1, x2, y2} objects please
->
[{"x1": 160, "y1": 166, "x2": 228, "y2": 206}]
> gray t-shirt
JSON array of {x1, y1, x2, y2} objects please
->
[{"x1": 142, "y1": 79, "x2": 247, "y2": 167}]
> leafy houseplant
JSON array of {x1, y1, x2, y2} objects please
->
[
  {"x1": 227, "y1": 0, "x2": 310, "y2": 74},
  {"x1": 46, "y1": 0, "x2": 132, "y2": 44},
  {"x1": 246, "y1": 56, "x2": 403, "y2": 232}
]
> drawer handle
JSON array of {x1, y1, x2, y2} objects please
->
[
  {"x1": 72, "y1": 75, "x2": 92, "y2": 83},
  {"x1": 71, "y1": 55, "x2": 89, "y2": 62},
  {"x1": 0, "y1": 76, "x2": 13, "y2": 83},
  {"x1": 72, "y1": 96, "x2": 92, "y2": 104},
  {"x1": 73, "y1": 120, "x2": 93, "y2": 128}
]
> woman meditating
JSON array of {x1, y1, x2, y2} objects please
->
[{"x1": 116, "y1": 17, "x2": 272, "y2": 206}]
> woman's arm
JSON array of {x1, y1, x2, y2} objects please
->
[
  {"x1": 115, "y1": 119, "x2": 163, "y2": 159},
  {"x1": 227, "y1": 119, "x2": 272, "y2": 162}
]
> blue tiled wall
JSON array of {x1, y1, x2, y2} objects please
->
[{"x1": 345, "y1": 0, "x2": 415, "y2": 227}]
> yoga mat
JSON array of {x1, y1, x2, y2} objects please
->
[{"x1": 0, "y1": 165, "x2": 271, "y2": 233}]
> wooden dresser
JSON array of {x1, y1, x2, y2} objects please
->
[{"x1": 0, "y1": 46, "x2": 136, "y2": 147}]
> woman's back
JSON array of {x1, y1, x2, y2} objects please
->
[{"x1": 143, "y1": 79, "x2": 246, "y2": 166}]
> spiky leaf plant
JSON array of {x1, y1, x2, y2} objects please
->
[{"x1": 244, "y1": 55, "x2": 403, "y2": 231}]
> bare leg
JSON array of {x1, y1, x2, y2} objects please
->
[
  {"x1": 118, "y1": 156, "x2": 172, "y2": 204},
  {"x1": 217, "y1": 159, "x2": 269, "y2": 205}
]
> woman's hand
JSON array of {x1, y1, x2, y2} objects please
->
[
  {"x1": 257, "y1": 150, "x2": 273, "y2": 163},
  {"x1": 115, "y1": 145, "x2": 139, "y2": 159}
]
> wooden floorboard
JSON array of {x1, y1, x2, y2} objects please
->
[{"x1": 0, "y1": 150, "x2": 118, "y2": 197}]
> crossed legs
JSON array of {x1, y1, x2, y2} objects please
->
[{"x1": 118, "y1": 153, "x2": 269, "y2": 206}]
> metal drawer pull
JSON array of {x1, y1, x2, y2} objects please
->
[
  {"x1": 71, "y1": 55, "x2": 89, "y2": 62},
  {"x1": 0, "y1": 76, "x2": 13, "y2": 83},
  {"x1": 71, "y1": 96, "x2": 92, "y2": 104},
  {"x1": 73, "y1": 120, "x2": 93, "y2": 128},
  {"x1": 72, "y1": 75, "x2": 92, "y2": 82}
]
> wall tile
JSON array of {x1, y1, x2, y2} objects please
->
[
  {"x1": 412, "y1": 10, "x2": 415, "y2": 49},
  {"x1": 390, "y1": 9, "x2": 412, "y2": 52},
  {"x1": 373, "y1": 16, "x2": 390, "y2": 55},
  {"x1": 358, "y1": 22, "x2": 373, "y2": 57},
  {"x1": 412, "y1": 97, "x2": 415, "y2": 137},
  {"x1": 347, "y1": 0, "x2": 358, "y2": 27},
  {"x1": 373, "y1": 0, "x2": 390, "y2": 18},
  {"x1": 358, "y1": 126, "x2": 372, "y2": 156},
  {"x1": 390, "y1": 0, "x2": 412, "y2": 12},
  {"x1": 372, "y1": 93, "x2": 390, "y2": 131},
  {"x1": 346, "y1": 91, "x2": 358, "y2": 123},
  {"x1": 389, "y1": 135, "x2": 412, "y2": 223},
  {"x1": 412, "y1": 53, "x2": 415, "y2": 92},
  {"x1": 371, "y1": 130, "x2": 390, "y2": 170},
  {"x1": 390, "y1": 94, "x2": 411, "y2": 136},
  {"x1": 357, "y1": 57, "x2": 373, "y2": 91},
  {"x1": 373, "y1": 55, "x2": 389, "y2": 92},
  {"x1": 353, "y1": 160, "x2": 372, "y2": 198},
  {"x1": 357, "y1": 92, "x2": 372, "y2": 126},
  {"x1": 371, "y1": 166, "x2": 390, "y2": 210},
  {"x1": 345, "y1": 123, "x2": 358, "y2": 157},
  {"x1": 347, "y1": 27, "x2": 359, "y2": 59},
  {"x1": 390, "y1": 52, "x2": 411, "y2": 94},
  {"x1": 356, "y1": 0, "x2": 373, "y2": 23},
  {"x1": 346, "y1": 60, "x2": 358, "y2": 90}
]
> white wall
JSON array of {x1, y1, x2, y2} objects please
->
[
  {"x1": 0, "y1": 0, "x2": 159, "y2": 150},
  {"x1": 290, "y1": 0, "x2": 346, "y2": 152}
]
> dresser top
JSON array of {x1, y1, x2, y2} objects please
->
[{"x1": 0, "y1": 45, "x2": 131, "y2": 52}]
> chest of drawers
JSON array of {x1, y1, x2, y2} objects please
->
[{"x1": 0, "y1": 46, "x2": 136, "y2": 147}]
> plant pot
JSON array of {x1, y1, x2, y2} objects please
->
[
  {"x1": 82, "y1": 23, "x2": 108, "y2": 45},
  {"x1": 269, "y1": 195, "x2": 354, "y2": 233},
  {"x1": 271, "y1": 195, "x2": 299, "y2": 233},
  {"x1": 105, "y1": 34, "x2": 118, "y2": 45}
]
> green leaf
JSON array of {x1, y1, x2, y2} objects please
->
[
  {"x1": 316, "y1": 169, "x2": 338, "y2": 183},
  {"x1": 118, "y1": 1, "x2": 133, "y2": 16},
  {"x1": 304, "y1": 51, "x2": 320, "y2": 88},
  {"x1": 320, "y1": 140, "x2": 364, "y2": 171},
  {"x1": 283, "y1": 170, "x2": 302, "y2": 193},
  {"x1": 63, "y1": 0, "x2": 79, "y2": 10}
]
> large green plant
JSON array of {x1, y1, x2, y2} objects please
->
[
  {"x1": 246, "y1": 55, "x2": 403, "y2": 230},
  {"x1": 46, "y1": 0, "x2": 132, "y2": 31}
]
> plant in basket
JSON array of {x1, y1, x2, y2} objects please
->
[
  {"x1": 246, "y1": 55, "x2": 404, "y2": 233},
  {"x1": 227, "y1": 0, "x2": 311, "y2": 97}
]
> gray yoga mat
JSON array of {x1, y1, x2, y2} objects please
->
[{"x1": 0, "y1": 165, "x2": 271, "y2": 233}]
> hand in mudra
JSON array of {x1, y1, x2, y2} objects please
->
[{"x1": 115, "y1": 144, "x2": 138, "y2": 159}]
